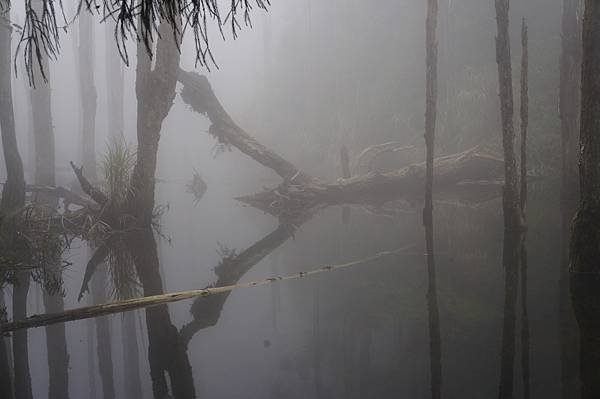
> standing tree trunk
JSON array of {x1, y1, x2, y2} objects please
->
[
  {"x1": 570, "y1": 1, "x2": 600, "y2": 399},
  {"x1": 494, "y1": 1, "x2": 522, "y2": 398},
  {"x1": 12, "y1": 274, "x2": 32, "y2": 399},
  {"x1": 494, "y1": 0, "x2": 522, "y2": 230},
  {"x1": 130, "y1": 19, "x2": 195, "y2": 399},
  {"x1": 78, "y1": 12, "x2": 116, "y2": 399},
  {"x1": 0, "y1": 288, "x2": 13, "y2": 399},
  {"x1": 519, "y1": 20, "x2": 531, "y2": 399},
  {"x1": 29, "y1": 0, "x2": 70, "y2": 394},
  {"x1": 559, "y1": 0, "x2": 582, "y2": 396},
  {"x1": 424, "y1": 1, "x2": 442, "y2": 398}
]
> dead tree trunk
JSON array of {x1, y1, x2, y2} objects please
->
[
  {"x1": 424, "y1": 1, "x2": 442, "y2": 398},
  {"x1": 494, "y1": 0, "x2": 522, "y2": 230},
  {"x1": 559, "y1": 0, "x2": 582, "y2": 397},
  {"x1": 12, "y1": 273, "x2": 32, "y2": 399},
  {"x1": 570, "y1": 1, "x2": 600, "y2": 398},
  {"x1": 91, "y1": 266, "x2": 115, "y2": 399},
  {"x1": 519, "y1": 20, "x2": 531, "y2": 399},
  {"x1": 130, "y1": 21, "x2": 181, "y2": 225},
  {"x1": 494, "y1": 1, "x2": 522, "y2": 398},
  {"x1": 78, "y1": 11, "x2": 98, "y2": 181},
  {"x1": 26, "y1": 2, "x2": 70, "y2": 398},
  {"x1": 128, "y1": 228, "x2": 195, "y2": 399},
  {"x1": 105, "y1": 21, "x2": 125, "y2": 140},
  {"x1": 0, "y1": 288, "x2": 13, "y2": 399},
  {"x1": 0, "y1": 12, "x2": 25, "y2": 212},
  {"x1": 79, "y1": 13, "x2": 115, "y2": 399}
]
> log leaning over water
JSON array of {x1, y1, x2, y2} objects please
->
[{"x1": 0, "y1": 247, "x2": 409, "y2": 334}]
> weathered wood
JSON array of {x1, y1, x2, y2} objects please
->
[
  {"x1": 178, "y1": 69, "x2": 312, "y2": 184},
  {"x1": 0, "y1": 247, "x2": 408, "y2": 333},
  {"x1": 237, "y1": 148, "x2": 504, "y2": 218}
]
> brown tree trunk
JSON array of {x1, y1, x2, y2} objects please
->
[
  {"x1": 570, "y1": 1, "x2": 600, "y2": 398},
  {"x1": 559, "y1": 0, "x2": 582, "y2": 397}
]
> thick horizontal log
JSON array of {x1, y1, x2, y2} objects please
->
[{"x1": 237, "y1": 148, "x2": 505, "y2": 217}]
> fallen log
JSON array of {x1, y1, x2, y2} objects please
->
[
  {"x1": 0, "y1": 246, "x2": 409, "y2": 334},
  {"x1": 178, "y1": 69, "x2": 312, "y2": 184},
  {"x1": 237, "y1": 148, "x2": 505, "y2": 218}
]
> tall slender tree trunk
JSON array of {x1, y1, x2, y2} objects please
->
[
  {"x1": 570, "y1": 2, "x2": 600, "y2": 398},
  {"x1": 91, "y1": 266, "x2": 115, "y2": 399},
  {"x1": 559, "y1": 0, "x2": 582, "y2": 396},
  {"x1": 358, "y1": 328, "x2": 372, "y2": 399},
  {"x1": 130, "y1": 19, "x2": 194, "y2": 399},
  {"x1": 28, "y1": 0, "x2": 70, "y2": 392},
  {"x1": 494, "y1": 1, "x2": 523, "y2": 398},
  {"x1": 0, "y1": 288, "x2": 14, "y2": 399},
  {"x1": 424, "y1": 1, "x2": 442, "y2": 398},
  {"x1": 519, "y1": 20, "x2": 530, "y2": 399},
  {"x1": 12, "y1": 273, "x2": 32, "y2": 399},
  {"x1": 78, "y1": 12, "x2": 116, "y2": 399}
]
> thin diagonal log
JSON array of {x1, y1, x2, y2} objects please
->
[
  {"x1": 177, "y1": 69, "x2": 312, "y2": 184},
  {"x1": 0, "y1": 247, "x2": 409, "y2": 333}
]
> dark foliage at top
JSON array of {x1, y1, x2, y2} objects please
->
[{"x1": 1, "y1": 0, "x2": 269, "y2": 84}]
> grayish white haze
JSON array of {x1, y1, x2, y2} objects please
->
[{"x1": 0, "y1": 0, "x2": 580, "y2": 398}]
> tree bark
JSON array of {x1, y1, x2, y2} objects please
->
[
  {"x1": 12, "y1": 273, "x2": 32, "y2": 399},
  {"x1": 494, "y1": 0, "x2": 522, "y2": 230},
  {"x1": 78, "y1": 11, "x2": 98, "y2": 181},
  {"x1": 0, "y1": 13, "x2": 25, "y2": 213},
  {"x1": 570, "y1": 1, "x2": 600, "y2": 398},
  {"x1": 559, "y1": 0, "x2": 582, "y2": 397},
  {"x1": 131, "y1": 21, "x2": 181, "y2": 225},
  {"x1": 105, "y1": 21, "x2": 125, "y2": 140},
  {"x1": 0, "y1": 288, "x2": 13, "y2": 399},
  {"x1": 91, "y1": 266, "x2": 115, "y2": 399},
  {"x1": 424, "y1": 0, "x2": 442, "y2": 398}
]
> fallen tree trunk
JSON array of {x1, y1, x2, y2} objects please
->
[
  {"x1": 0, "y1": 247, "x2": 408, "y2": 333},
  {"x1": 178, "y1": 69, "x2": 312, "y2": 184},
  {"x1": 237, "y1": 148, "x2": 504, "y2": 218}
]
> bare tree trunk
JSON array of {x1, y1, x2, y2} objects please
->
[
  {"x1": 86, "y1": 315, "x2": 97, "y2": 399},
  {"x1": 12, "y1": 273, "x2": 32, "y2": 399},
  {"x1": 0, "y1": 288, "x2": 13, "y2": 399},
  {"x1": 559, "y1": 1, "x2": 582, "y2": 396},
  {"x1": 121, "y1": 311, "x2": 142, "y2": 399},
  {"x1": 130, "y1": 21, "x2": 180, "y2": 225},
  {"x1": 128, "y1": 228, "x2": 195, "y2": 399},
  {"x1": 91, "y1": 266, "x2": 115, "y2": 399},
  {"x1": 78, "y1": 11, "x2": 97, "y2": 180},
  {"x1": 494, "y1": 2, "x2": 523, "y2": 398},
  {"x1": 358, "y1": 328, "x2": 371, "y2": 399},
  {"x1": 494, "y1": 0, "x2": 522, "y2": 230},
  {"x1": 105, "y1": 22, "x2": 124, "y2": 140},
  {"x1": 424, "y1": 1, "x2": 442, "y2": 398},
  {"x1": 0, "y1": 12, "x2": 25, "y2": 212},
  {"x1": 570, "y1": 2, "x2": 600, "y2": 398},
  {"x1": 519, "y1": 20, "x2": 531, "y2": 399}
]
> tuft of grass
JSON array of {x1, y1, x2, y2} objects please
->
[{"x1": 101, "y1": 137, "x2": 136, "y2": 208}]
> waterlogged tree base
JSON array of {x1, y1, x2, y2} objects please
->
[{"x1": 570, "y1": 202, "x2": 600, "y2": 274}]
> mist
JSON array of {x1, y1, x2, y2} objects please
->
[{"x1": 0, "y1": 0, "x2": 597, "y2": 398}]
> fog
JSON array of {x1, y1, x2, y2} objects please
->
[{"x1": 0, "y1": 0, "x2": 593, "y2": 398}]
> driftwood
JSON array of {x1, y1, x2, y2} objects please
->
[
  {"x1": 178, "y1": 70, "x2": 505, "y2": 223},
  {"x1": 0, "y1": 247, "x2": 409, "y2": 334},
  {"x1": 237, "y1": 148, "x2": 504, "y2": 218}
]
